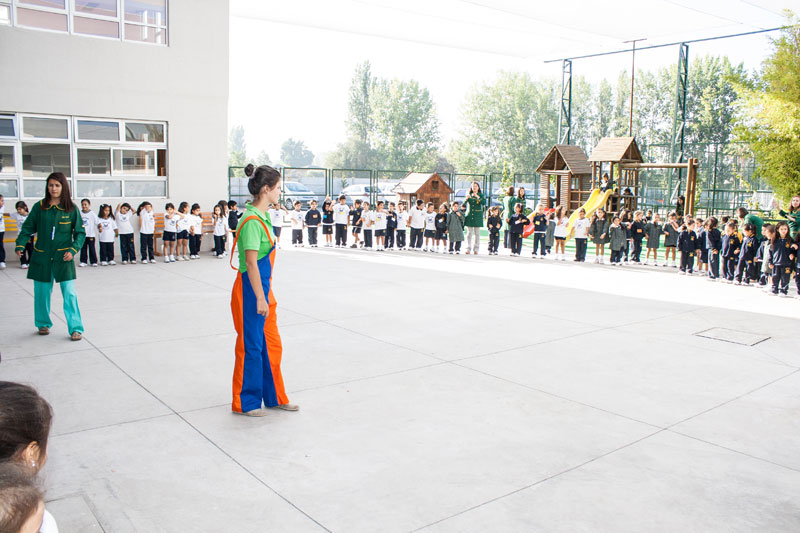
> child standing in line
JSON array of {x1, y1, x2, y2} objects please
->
[
  {"x1": 619, "y1": 209, "x2": 632, "y2": 264},
  {"x1": 423, "y1": 202, "x2": 436, "y2": 252},
  {"x1": 267, "y1": 203, "x2": 287, "y2": 249},
  {"x1": 487, "y1": 205, "x2": 502, "y2": 255},
  {"x1": 434, "y1": 203, "x2": 449, "y2": 254},
  {"x1": 322, "y1": 197, "x2": 334, "y2": 247},
  {"x1": 227, "y1": 199, "x2": 241, "y2": 242},
  {"x1": 735, "y1": 223, "x2": 758, "y2": 286},
  {"x1": 609, "y1": 217, "x2": 626, "y2": 265},
  {"x1": 163, "y1": 203, "x2": 180, "y2": 262},
  {"x1": 571, "y1": 208, "x2": 590, "y2": 262},
  {"x1": 758, "y1": 224, "x2": 775, "y2": 291},
  {"x1": 11, "y1": 201, "x2": 33, "y2": 269},
  {"x1": 361, "y1": 201, "x2": 374, "y2": 250},
  {"x1": 350, "y1": 199, "x2": 364, "y2": 249},
  {"x1": 705, "y1": 217, "x2": 721, "y2": 280},
  {"x1": 115, "y1": 202, "x2": 136, "y2": 264},
  {"x1": 79, "y1": 198, "x2": 99, "y2": 267},
  {"x1": 643, "y1": 213, "x2": 663, "y2": 265},
  {"x1": 630, "y1": 210, "x2": 645, "y2": 264},
  {"x1": 396, "y1": 201, "x2": 410, "y2": 250},
  {"x1": 386, "y1": 202, "x2": 398, "y2": 250},
  {"x1": 588, "y1": 208, "x2": 609, "y2": 264},
  {"x1": 188, "y1": 203, "x2": 204, "y2": 259},
  {"x1": 290, "y1": 200, "x2": 304, "y2": 247},
  {"x1": 176, "y1": 202, "x2": 191, "y2": 261},
  {"x1": 694, "y1": 216, "x2": 707, "y2": 274},
  {"x1": 677, "y1": 218, "x2": 698, "y2": 275},
  {"x1": 447, "y1": 201, "x2": 465, "y2": 254},
  {"x1": 645, "y1": 209, "x2": 654, "y2": 223},
  {"x1": 305, "y1": 199, "x2": 321, "y2": 248},
  {"x1": 531, "y1": 204, "x2": 547, "y2": 258},
  {"x1": 408, "y1": 199, "x2": 426, "y2": 250},
  {"x1": 721, "y1": 221, "x2": 740, "y2": 283},
  {"x1": 768, "y1": 221, "x2": 795, "y2": 296},
  {"x1": 97, "y1": 204, "x2": 118, "y2": 266},
  {"x1": 332, "y1": 195, "x2": 350, "y2": 248},
  {"x1": 373, "y1": 201, "x2": 388, "y2": 251},
  {"x1": 137, "y1": 201, "x2": 156, "y2": 263},
  {"x1": 552, "y1": 206, "x2": 568, "y2": 261},
  {"x1": 544, "y1": 211, "x2": 556, "y2": 257},
  {"x1": 662, "y1": 211, "x2": 680, "y2": 267},
  {"x1": 507, "y1": 203, "x2": 530, "y2": 257},
  {"x1": 212, "y1": 204, "x2": 227, "y2": 258}
]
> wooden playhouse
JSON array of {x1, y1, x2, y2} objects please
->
[
  {"x1": 536, "y1": 144, "x2": 593, "y2": 211},
  {"x1": 588, "y1": 136, "x2": 644, "y2": 212},
  {"x1": 392, "y1": 172, "x2": 454, "y2": 208}
]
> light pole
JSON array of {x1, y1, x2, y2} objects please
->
[{"x1": 623, "y1": 38, "x2": 646, "y2": 136}]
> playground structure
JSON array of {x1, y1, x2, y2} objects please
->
[
  {"x1": 392, "y1": 172, "x2": 453, "y2": 208},
  {"x1": 536, "y1": 144, "x2": 592, "y2": 211}
]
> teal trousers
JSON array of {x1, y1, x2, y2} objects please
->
[{"x1": 33, "y1": 276, "x2": 84, "y2": 334}]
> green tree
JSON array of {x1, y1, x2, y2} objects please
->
[
  {"x1": 347, "y1": 61, "x2": 374, "y2": 145},
  {"x1": 734, "y1": 16, "x2": 800, "y2": 204},
  {"x1": 228, "y1": 125, "x2": 247, "y2": 167},
  {"x1": 450, "y1": 72, "x2": 558, "y2": 174},
  {"x1": 254, "y1": 150, "x2": 271, "y2": 166},
  {"x1": 687, "y1": 55, "x2": 745, "y2": 145},
  {"x1": 280, "y1": 138, "x2": 314, "y2": 167}
]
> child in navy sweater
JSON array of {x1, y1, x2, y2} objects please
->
[
  {"x1": 734, "y1": 223, "x2": 758, "y2": 285},
  {"x1": 721, "y1": 221, "x2": 740, "y2": 283},
  {"x1": 769, "y1": 221, "x2": 796, "y2": 296},
  {"x1": 705, "y1": 217, "x2": 722, "y2": 280},
  {"x1": 487, "y1": 206, "x2": 502, "y2": 256},
  {"x1": 677, "y1": 219, "x2": 698, "y2": 275},
  {"x1": 694, "y1": 216, "x2": 708, "y2": 274},
  {"x1": 507, "y1": 203, "x2": 530, "y2": 257}
]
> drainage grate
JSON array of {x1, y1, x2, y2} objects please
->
[{"x1": 693, "y1": 327, "x2": 770, "y2": 346}]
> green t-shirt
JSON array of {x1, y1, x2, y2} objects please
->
[{"x1": 236, "y1": 203, "x2": 275, "y2": 273}]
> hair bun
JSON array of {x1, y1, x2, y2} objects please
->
[{"x1": 244, "y1": 163, "x2": 255, "y2": 178}]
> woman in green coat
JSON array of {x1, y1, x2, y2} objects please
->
[
  {"x1": 15, "y1": 172, "x2": 86, "y2": 340},
  {"x1": 464, "y1": 181, "x2": 486, "y2": 255},
  {"x1": 501, "y1": 186, "x2": 516, "y2": 249}
]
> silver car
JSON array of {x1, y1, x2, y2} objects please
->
[{"x1": 283, "y1": 181, "x2": 318, "y2": 209}]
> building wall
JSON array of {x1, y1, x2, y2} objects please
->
[{"x1": 0, "y1": 0, "x2": 229, "y2": 210}]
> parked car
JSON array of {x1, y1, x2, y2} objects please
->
[
  {"x1": 283, "y1": 181, "x2": 318, "y2": 209},
  {"x1": 341, "y1": 184, "x2": 386, "y2": 205}
]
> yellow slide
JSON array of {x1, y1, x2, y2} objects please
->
[{"x1": 566, "y1": 188, "x2": 613, "y2": 237}]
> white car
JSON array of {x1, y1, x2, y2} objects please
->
[{"x1": 340, "y1": 184, "x2": 386, "y2": 205}]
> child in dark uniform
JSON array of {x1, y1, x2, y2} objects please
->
[
  {"x1": 630, "y1": 210, "x2": 645, "y2": 264},
  {"x1": 531, "y1": 204, "x2": 548, "y2": 258},
  {"x1": 609, "y1": 216, "x2": 626, "y2": 265},
  {"x1": 721, "y1": 221, "x2": 740, "y2": 283},
  {"x1": 643, "y1": 213, "x2": 662, "y2": 266},
  {"x1": 663, "y1": 211, "x2": 680, "y2": 267},
  {"x1": 386, "y1": 203, "x2": 397, "y2": 250},
  {"x1": 705, "y1": 217, "x2": 722, "y2": 280},
  {"x1": 677, "y1": 218, "x2": 698, "y2": 275},
  {"x1": 434, "y1": 203, "x2": 449, "y2": 254},
  {"x1": 734, "y1": 223, "x2": 758, "y2": 285},
  {"x1": 304, "y1": 199, "x2": 321, "y2": 248},
  {"x1": 544, "y1": 211, "x2": 556, "y2": 256},
  {"x1": 350, "y1": 199, "x2": 363, "y2": 248},
  {"x1": 769, "y1": 221, "x2": 795, "y2": 296},
  {"x1": 322, "y1": 197, "x2": 334, "y2": 247},
  {"x1": 487, "y1": 206, "x2": 502, "y2": 255},
  {"x1": 695, "y1": 216, "x2": 708, "y2": 274},
  {"x1": 507, "y1": 203, "x2": 529, "y2": 256},
  {"x1": 756, "y1": 223, "x2": 773, "y2": 287}
]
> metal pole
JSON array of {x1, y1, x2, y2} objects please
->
[
  {"x1": 557, "y1": 59, "x2": 573, "y2": 144},
  {"x1": 623, "y1": 38, "x2": 646, "y2": 136}
]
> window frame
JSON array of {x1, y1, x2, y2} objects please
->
[
  {"x1": 19, "y1": 113, "x2": 72, "y2": 142},
  {"x1": 123, "y1": 120, "x2": 167, "y2": 144},
  {"x1": 0, "y1": 0, "x2": 12, "y2": 26},
  {"x1": 0, "y1": 113, "x2": 18, "y2": 140},
  {"x1": 74, "y1": 117, "x2": 122, "y2": 143},
  {"x1": 13, "y1": 0, "x2": 70, "y2": 35}
]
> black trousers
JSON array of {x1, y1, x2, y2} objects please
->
[
  {"x1": 19, "y1": 236, "x2": 34, "y2": 266},
  {"x1": 120, "y1": 233, "x2": 135, "y2": 261},
  {"x1": 449, "y1": 240, "x2": 462, "y2": 252},
  {"x1": 488, "y1": 231, "x2": 500, "y2": 253},
  {"x1": 632, "y1": 239, "x2": 643, "y2": 262},
  {"x1": 335, "y1": 224, "x2": 347, "y2": 246},
  {"x1": 363, "y1": 230, "x2": 373, "y2": 248},
  {"x1": 623, "y1": 239, "x2": 630, "y2": 261},
  {"x1": 213, "y1": 235, "x2": 225, "y2": 256},
  {"x1": 509, "y1": 232, "x2": 522, "y2": 255},
  {"x1": 708, "y1": 251, "x2": 720, "y2": 278},
  {"x1": 307, "y1": 226, "x2": 318, "y2": 245},
  {"x1": 532, "y1": 233, "x2": 546, "y2": 256},
  {"x1": 735, "y1": 258, "x2": 755, "y2": 283},
  {"x1": 81, "y1": 237, "x2": 98, "y2": 265},
  {"x1": 610, "y1": 249, "x2": 623, "y2": 263},
  {"x1": 292, "y1": 229, "x2": 303, "y2": 244},
  {"x1": 386, "y1": 229, "x2": 395, "y2": 249},
  {"x1": 723, "y1": 256, "x2": 736, "y2": 281},
  {"x1": 575, "y1": 238, "x2": 587, "y2": 261},
  {"x1": 410, "y1": 227, "x2": 423, "y2": 249},
  {"x1": 503, "y1": 230, "x2": 509, "y2": 248},
  {"x1": 0, "y1": 232, "x2": 4, "y2": 262},
  {"x1": 189, "y1": 234, "x2": 202, "y2": 255},
  {"x1": 396, "y1": 229, "x2": 406, "y2": 249},
  {"x1": 99, "y1": 241, "x2": 115, "y2": 262},
  {"x1": 680, "y1": 251, "x2": 694, "y2": 273},
  {"x1": 772, "y1": 265, "x2": 791, "y2": 294},
  {"x1": 140, "y1": 233, "x2": 155, "y2": 261}
]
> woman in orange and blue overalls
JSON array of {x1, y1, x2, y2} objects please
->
[{"x1": 230, "y1": 164, "x2": 298, "y2": 416}]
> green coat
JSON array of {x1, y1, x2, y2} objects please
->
[
  {"x1": 464, "y1": 192, "x2": 485, "y2": 227},
  {"x1": 15, "y1": 200, "x2": 85, "y2": 283},
  {"x1": 742, "y1": 213, "x2": 764, "y2": 240},
  {"x1": 501, "y1": 196, "x2": 516, "y2": 231},
  {"x1": 446, "y1": 211, "x2": 465, "y2": 241},
  {"x1": 779, "y1": 209, "x2": 800, "y2": 238},
  {"x1": 609, "y1": 225, "x2": 627, "y2": 251}
]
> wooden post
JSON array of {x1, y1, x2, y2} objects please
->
[{"x1": 634, "y1": 169, "x2": 639, "y2": 210}]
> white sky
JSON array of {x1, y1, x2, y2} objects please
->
[{"x1": 228, "y1": 0, "x2": 800, "y2": 163}]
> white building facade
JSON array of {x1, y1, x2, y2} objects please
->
[{"x1": 0, "y1": 0, "x2": 229, "y2": 211}]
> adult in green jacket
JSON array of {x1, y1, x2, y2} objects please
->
[
  {"x1": 736, "y1": 207, "x2": 763, "y2": 240},
  {"x1": 501, "y1": 186, "x2": 516, "y2": 248},
  {"x1": 778, "y1": 195, "x2": 800, "y2": 238},
  {"x1": 15, "y1": 172, "x2": 85, "y2": 340},
  {"x1": 463, "y1": 181, "x2": 486, "y2": 254}
]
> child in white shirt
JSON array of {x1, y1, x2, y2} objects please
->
[
  {"x1": 212, "y1": 204, "x2": 227, "y2": 258},
  {"x1": 12, "y1": 201, "x2": 32, "y2": 269},
  {"x1": 267, "y1": 204, "x2": 287, "y2": 248},
  {"x1": 570, "y1": 208, "x2": 590, "y2": 262},
  {"x1": 396, "y1": 202, "x2": 409, "y2": 250},
  {"x1": 163, "y1": 202, "x2": 181, "y2": 262},
  {"x1": 332, "y1": 195, "x2": 350, "y2": 248},
  {"x1": 79, "y1": 198, "x2": 99, "y2": 267},
  {"x1": 97, "y1": 204, "x2": 118, "y2": 266},
  {"x1": 188, "y1": 203, "x2": 204, "y2": 259},
  {"x1": 373, "y1": 201, "x2": 388, "y2": 251},
  {"x1": 115, "y1": 202, "x2": 136, "y2": 264},
  {"x1": 137, "y1": 201, "x2": 156, "y2": 263},
  {"x1": 361, "y1": 201, "x2": 374, "y2": 249},
  {"x1": 408, "y1": 199, "x2": 425, "y2": 250},
  {"x1": 175, "y1": 202, "x2": 191, "y2": 261},
  {"x1": 423, "y1": 202, "x2": 436, "y2": 252},
  {"x1": 290, "y1": 201, "x2": 304, "y2": 246}
]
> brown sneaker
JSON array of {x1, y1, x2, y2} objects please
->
[
  {"x1": 273, "y1": 404, "x2": 300, "y2": 411},
  {"x1": 38, "y1": 327, "x2": 49, "y2": 335}
]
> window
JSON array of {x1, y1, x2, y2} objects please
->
[
  {"x1": 77, "y1": 120, "x2": 120, "y2": 141},
  {"x1": 77, "y1": 148, "x2": 111, "y2": 175},
  {"x1": 0, "y1": 116, "x2": 15, "y2": 137},
  {"x1": 0, "y1": 179, "x2": 18, "y2": 197},
  {"x1": 22, "y1": 143, "x2": 71, "y2": 177},
  {"x1": 15, "y1": 0, "x2": 68, "y2": 32},
  {"x1": 123, "y1": 0, "x2": 166, "y2": 44},
  {"x1": 76, "y1": 179, "x2": 121, "y2": 197},
  {"x1": 125, "y1": 122, "x2": 164, "y2": 143},
  {"x1": 21, "y1": 116, "x2": 69, "y2": 140},
  {"x1": 125, "y1": 180, "x2": 165, "y2": 197},
  {"x1": 75, "y1": 0, "x2": 116, "y2": 17},
  {"x1": 0, "y1": 2, "x2": 10, "y2": 26},
  {"x1": 0, "y1": 145, "x2": 16, "y2": 174},
  {"x1": 113, "y1": 149, "x2": 156, "y2": 175}
]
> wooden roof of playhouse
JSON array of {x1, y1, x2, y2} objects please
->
[
  {"x1": 536, "y1": 144, "x2": 592, "y2": 175},
  {"x1": 588, "y1": 136, "x2": 643, "y2": 163},
  {"x1": 392, "y1": 172, "x2": 453, "y2": 195}
]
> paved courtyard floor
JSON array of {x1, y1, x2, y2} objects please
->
[{"x1": 1, "y1": 245, "x2": 800, "y2": 532}]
